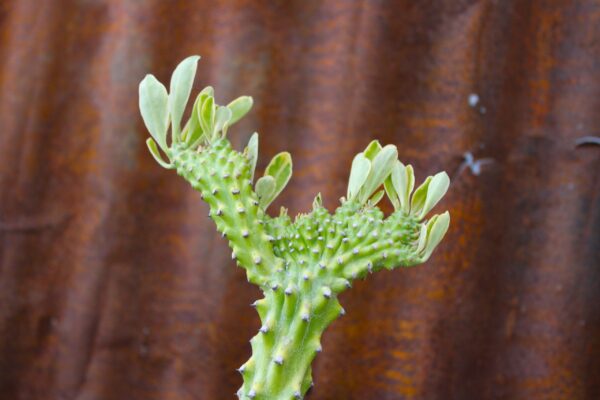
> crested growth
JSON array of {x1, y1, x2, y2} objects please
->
[{"x1": 139, "y1": 56, "x2": 451, "y2": 400}]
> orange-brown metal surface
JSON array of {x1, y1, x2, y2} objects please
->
[{"x1": 1, "y1": 1, "x2": 599, "y2": 399}]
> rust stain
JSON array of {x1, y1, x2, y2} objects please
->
[{"x1": 1, "y1": 1, "x2": 600, "y2": 399}]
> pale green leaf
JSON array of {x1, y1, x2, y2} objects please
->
[
  {"x1": 227, "y1": 96, "x2": 253, "y2": 125},
  {"x1": 421, "y1": 211, "x2": 450, "y2": 261},
  {"x1": 417, "y1": 214, "x2": 437, "y2": 254},
  {"x1": 184, "y1": 93, "x2": 204, "y2": 147},
  {"x1": 187, "y1": 86, "x2": 214, "y2": 146},
  {"x1": 363, "y1": 140, "x2": 382, "y2": 161},
  {"x1": 410, "y1": 175, "x2": 432, "y2": 219},
  {"x1": 369, "y1": 189, "x2": 385, "y2": 206},
  {"x1": 411, "y1": 172, "x2": 449, "y2": 220},
  {"x1": 384, "y1": 161, "x2": 402, "y2": 210},
  {"x1": 169, "y1": 55, "x2": 200, "y2": 142},
  {"x1": 181, "y1": 120, "x2": 189, "y2": 142},
  {"x1": 139, "y1": 74, "x2": 169, "y2": 151},
  {"x1": 390, "y1": 162, "x2": 415, "y2": 213},
  {"x1": 384, "y1": 179, "x2": 399, "y2": 209},
  {"x1": 394, "y1": 163, "x2": 415, "y2": 213},
  {"x1": 418, "y1": 172, "x2": 450, "y2": 220},
  {"x1": 347, "y1": 153, "x2": 371, "y2": 199},
  {"x1": 265, "y1": 152, "x2": 292, "y2": 202},
  {"x1": 214, "y1": 106, "x2": 232, "y2": 137},
  {"x1": 220, "y1": 121, "x2": 230, "y2": 138},
  {"x1": 245, "y1": 133, "x2": 259, "y2": 181},
  {"x1": 358, "y1": 144, "x2": 398, "y2": 203},
  {"x1": 146, "y1": 138, "x2": 172, "y2": 169},
  {"x1": 200, "y1": 96, "x2": 215, "y2": 140},
  {"x1": 313, "y1": 192, "x2": 323, "y2": 209},
  {"x1": 255, "y1": 175, "x2": 276, "y2": 209},
  {"x1": 199, "y1": 85, "x2": 214, "y2": 97}
]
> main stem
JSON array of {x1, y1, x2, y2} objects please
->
[{"x1": 238, "y1": 286, "x2": 342, "y2": 399}]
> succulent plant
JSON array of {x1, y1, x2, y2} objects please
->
[{"x1": 139, "y1": 56, "x2": 451, "y2": 400}]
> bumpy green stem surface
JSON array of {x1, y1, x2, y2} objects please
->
[
  {"x1": 171, "y1": 142, "x2": 426, "y2": 399},
  {"x1": 241, "y1": 291, "x2": 340, "y2": 399},
  {"x1": 171, "y1": 140, "x2": 282, "y2": 285}
]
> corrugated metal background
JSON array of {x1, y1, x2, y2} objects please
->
[{"x1": 1, "y1": 1, "x2": 599, "y2": 399}]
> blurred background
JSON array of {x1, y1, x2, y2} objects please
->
[{"x1": 0, "y1": 1, "x2": 599, "y2": 399}]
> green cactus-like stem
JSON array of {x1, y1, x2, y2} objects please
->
[
  {"x1": 171, "y1": 139, "x2": 282, "y2": 285},
  {"x1": 171, "y1": 142, "x2": 425, "y2": 399},
  {"x1": 140, "y1": 55, "x2": 451, "y2": 400},
  {"x1": 238, "y1": 290, "x2": 341, "y2": 399}
]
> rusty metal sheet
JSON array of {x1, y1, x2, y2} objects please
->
[{"x1": 0, "y1": 0, "x2": 599, "y2": 399}]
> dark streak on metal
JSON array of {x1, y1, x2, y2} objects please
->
[{"x1": 575, "y1": 136, "x2": 600, "y2": 147}]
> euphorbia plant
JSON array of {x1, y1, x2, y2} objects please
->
[{"x1": 139, "y1": 56, "x2": 450, "y2": 400}]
